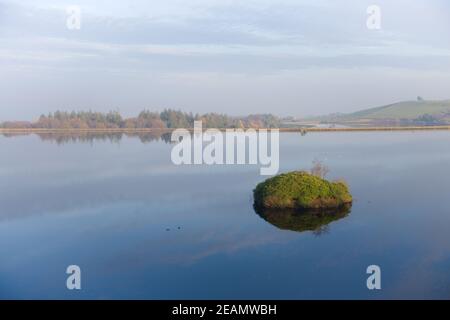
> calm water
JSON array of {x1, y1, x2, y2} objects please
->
[{"x1": 1, "y1": 131, "x2": 450, "y2": 299}]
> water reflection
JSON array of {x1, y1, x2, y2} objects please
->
[
  {"x1": 254, "y1": 204, "x2": 352, "y2": 235},
  {"x1": 3, "y1": 131, "x2": 450, "y2": 298},
  {"x1": 0, "y1": 131, "x2": 173, "y2": 144}
]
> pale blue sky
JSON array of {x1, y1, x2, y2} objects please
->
[{"x1": 1, "y1": 0, "x2": 450, "y2": 120}]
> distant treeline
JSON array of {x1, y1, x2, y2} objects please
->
[{"x1": 0, "y1": 110, "x2": 281, "y2": 129}]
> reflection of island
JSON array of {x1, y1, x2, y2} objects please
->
[{"x1": 254, "y1": 204, "x2": 352, "y2": 234}]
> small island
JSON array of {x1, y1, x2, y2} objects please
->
[{"x1": 253, "y1": 171, "x2": 352, "y2": 210}]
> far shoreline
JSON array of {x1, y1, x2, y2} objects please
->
[{"x1": 2, "y1": 125, "x2": 450, "y2": 134}]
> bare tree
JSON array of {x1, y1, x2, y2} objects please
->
[
  {"x1": 310, "y1": 159, "x2": 329, "y2": 179},
  {"x1": 313, "y1": 225, "x2": 330, "y2": 237}
]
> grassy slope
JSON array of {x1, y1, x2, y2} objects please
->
[
  {"x1": 313, "y1": 100, "x2": 450, "y2": 122},
  {"x1": 348, "y1": 100, "x2": 450, "y2": 120}
]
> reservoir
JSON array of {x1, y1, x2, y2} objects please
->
[{"x1": 1, "y1": 131, "x2": 450, "y2": 299}]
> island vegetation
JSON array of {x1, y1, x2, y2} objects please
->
[{"x1": 253, "y1": 163, "x2": 352, "y2": 210}]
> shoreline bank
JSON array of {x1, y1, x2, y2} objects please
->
[{"x1": 2, "y1": 125, "x2": 450, "y2": 134}]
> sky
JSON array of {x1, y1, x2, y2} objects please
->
[{"x1": 0, "y1": 0, "x2": 450, "y2": 120}]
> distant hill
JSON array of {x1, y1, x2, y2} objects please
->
[{"x1": 313, "y1": 99, "x2": 450, "y2": 126}]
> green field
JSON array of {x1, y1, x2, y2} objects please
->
[
  {"x1": 312, "y1": 99, "x2": 450, "y2": 125},
  {"x1": 348, "y1": 100, "x2": 450, "y2": 120}
]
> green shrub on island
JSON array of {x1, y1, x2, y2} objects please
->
[{"x1": 253, "y1": 171, "x2": 352, "y2": 210}]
